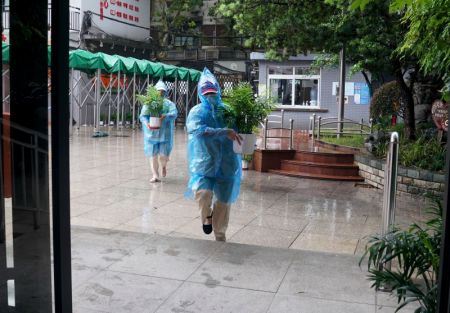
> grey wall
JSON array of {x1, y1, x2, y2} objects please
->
[{"x1": 257, "y1": 60, "x2": 370, "y2": 129}]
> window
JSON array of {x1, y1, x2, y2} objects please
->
[
  {"x1": 268, "y1": 66, "x2": 293, "y2": 75},
  {"x1": 268, "y1": 66, "x2": 320, "y2": 107},
  {"x1": 269, "y1": 78, "x2": 293, "y2": 105},
  {"x1": 294, "y1": 79, "x2": 318, "y2": 106}
]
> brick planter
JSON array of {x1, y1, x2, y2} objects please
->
[{"x1": 355, "y1": 154, "x2": 445, "y2": 198}]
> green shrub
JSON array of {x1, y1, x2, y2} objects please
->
[
  {"x1": 369, "y1": 122, "x2": 445, "y2": 171},
  {"x1": 370, "y1": 81, "x2": 407, "y2": 119},
  {"x1": 400, "y1": 137, "x2": 446, "y2": 171}
]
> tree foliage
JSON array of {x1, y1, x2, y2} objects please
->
[
  {"x1": 351, "y1": 0, "x2": 450, "y2": 96},
  {"x1": 216, "y1": 0, "x2": 420, "y2": 139},
  {"x1": 152, "y1": 0, "x2": 204, "y2": 50}
]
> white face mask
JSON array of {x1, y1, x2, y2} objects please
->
[{"x1": 205, "y1": 94, "x2": 218, "y2": 107}]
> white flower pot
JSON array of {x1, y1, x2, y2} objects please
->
[
  {"x1": 149, "y1": 116, "x2": 161, "y2": 129},
  {"x1": 233, "y1": 133, "x2": 257, "y2": 154},
  {"x1": 242, "y1": 159, "x2": 249, "y2": 170},
  {"x1": 99, "y1": 121, "x2": 104, "y2": 126}
]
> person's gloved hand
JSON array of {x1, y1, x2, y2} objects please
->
[{"x1": 227, "y1": 129, "x2": 243, "y2": 145}]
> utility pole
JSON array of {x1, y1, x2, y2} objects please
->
[{"x1": 338, "y1": 45, "x2": 346, "y2": 138}]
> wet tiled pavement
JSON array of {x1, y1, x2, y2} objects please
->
[{"x1": 70, "y1": 127, "x2": 426, "y2": 255}]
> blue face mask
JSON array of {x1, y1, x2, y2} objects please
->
[{"x1": 205, "y1": 94, "x2": 218, "y2": 107}]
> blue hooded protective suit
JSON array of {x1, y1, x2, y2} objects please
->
[
  {"x1": 139, "y1": 85, "x2": 178, "y2": 157},
  {"x1": 185, "y1": 68, "x2": 241, "y2": 204}
]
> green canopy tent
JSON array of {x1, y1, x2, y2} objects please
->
[
  {"x1": 3, "y1": 44, "x2": 201, "y2": 82},
  {"x1": 67, "y1": 49, "x2": 200, "y2": 82},
  {"x1": 3, "y1": 45, "x2": 202, "y2": 131}
]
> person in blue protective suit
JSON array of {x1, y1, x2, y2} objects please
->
[
  {"x1": 140, "y1": 80, "x2": 178, "y2": 183},
  {"x1": 186, "y1": 68, "x2": 242, "y2": 241}
]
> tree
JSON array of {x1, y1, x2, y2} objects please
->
[
  {"x1": 216, "y1": 0, "x2": 433, "y2": 139},
  {"x1": 151, "y1": 0, "x2": 204, "y2": 54},
  {"x1": 351, "y1": 0, "x2": 450, "y2": 98}
]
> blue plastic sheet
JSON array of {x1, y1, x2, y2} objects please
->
[
  {"x1": 140, "y1": 98, "x2": 178, "y2": 157},
  {"x1": 185, "y1": 68, "x2": 241, "y2": 204}
]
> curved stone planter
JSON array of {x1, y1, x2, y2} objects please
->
[
  {"x1": 317, "y1": 139, "x2": 444, "y2": 197},
  {"x1": 355, "y1": 154, "x2": 445, "y2": 198}
]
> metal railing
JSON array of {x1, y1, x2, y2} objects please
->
[
  {"x1": 310, "y1": 115, "x2": 373, "y2": 143},
  {"x1": 2, "y1": 5, "x2": 81, "y2": 32},
  {"x1": 379, "y1": 132, "x2": 399, "y2": 290},
  {"x1": 1, "y1": 118, "x2": 49, "y2": 230},
  {"x1": 262, "y1": 109, "x2": 295, "y2": 150}
]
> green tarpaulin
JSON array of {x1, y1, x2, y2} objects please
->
[
  {"x1": 2, "y1": 43, "x2": 52, "y2": 65},
  {"x1": 2, "y1": 44, "x2": 201, "y2": 82}
]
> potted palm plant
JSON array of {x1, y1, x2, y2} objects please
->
[
  {"x1": 137, "y1": 85, "x2": 164, "y2": 129},
  {"x1": 222, "y1": 83, "x2": 274, "y2": 154},
  {"x1": 360, "y1": 199, "x2": 442, "y2": 312}
]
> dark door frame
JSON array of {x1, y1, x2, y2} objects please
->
[
  {"x1": 51, "y1": 0, "x2": 73, "y2": 312},
  {"x1": 438, "y1": 130, "x2": 450, "y2": 312}
]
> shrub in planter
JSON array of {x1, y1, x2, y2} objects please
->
[
  {"x1": 370, "y1": 81, "x2": 408, "y2": 120},
  {"x1": 137, "y1": 85, "x2": 164, "y2": 129},
  {"x1": 221, "y1": 83, "x2": 275, "y2": 154},
  {"x1": 360, "y1": 199, "x2": 442, "y2": 313},
  {"x1": 400, "y1": 137, "x2": 446, "y2": 171}
]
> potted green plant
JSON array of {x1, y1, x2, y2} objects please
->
[
  {"x1": 137, "y1": 85, "x2": 164, "y2": 129},
  {"x1": 241, "y1": 154, "x2": 253, "y2": 170},
  {"x1": 99, "y1": 114, "x2": 106, "y2": 126},
  {"x1": 222, "y1": 83, "x2": 274, "y2": 154},
  {"x1": 110, "y1": 113, "x2": 117, "y2": 126}
]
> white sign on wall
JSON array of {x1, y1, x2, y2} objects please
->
[
  {"x1": 332, "y1": 82, "x2": 355, "y2": 96},
  {"x1": 81, "y1": 0, "x2": 150, "y2": 41}
]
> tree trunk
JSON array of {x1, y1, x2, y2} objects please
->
[
  {"x1": 395, "y1": 67, "x2": 416, "y2": 140},
  {"x1": 361, "y1": 70, "x2": 373, "y2": 97}
]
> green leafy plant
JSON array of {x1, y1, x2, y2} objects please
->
[
  {"x1": 360, "y1": 199, "x2": 443, "y2": 313},
  {"x1": 400, "y1": 137, "x2": 446, "y2": 172},
  {"x1": 242, "y1": 154, "x2": 253, "y2": 162},
  {"x1": 221, "y1": 83, "x2": 275, "y2": 134},
  {"x1": 137, "y1": 85, "x2": 164, "y2": 117},
  {"x1": 370, "y1": 81, "x2": 408, "y2": 120},
  {"x1": 125, "y1": 112, "x2": 133, "y2": 122}
]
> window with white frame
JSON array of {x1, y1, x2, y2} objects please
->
[{"x1": 268, "y1": 66, "x2": 320, "y2": 107}]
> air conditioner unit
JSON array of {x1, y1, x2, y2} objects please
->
[
  {"x1": 185, "y1": 50, "x2": 197, "y2": 60},
  {"x1": 205, "y1": 49, "x2": 219, "y2": 60}
]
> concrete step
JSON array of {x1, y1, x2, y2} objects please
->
[
  {"x1": 269, "y1": 169, "x2": 365, "y2": 182},
  {"x1": 295, "y1": 150, "x2": 355, "y2": 164},
  {"x1": 280, "y1": 160, "x2": 360, "y2": 177}
]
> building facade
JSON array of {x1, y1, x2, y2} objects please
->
[{"x1": 252, "y1": 52, "x2": 371, "y2": 129}]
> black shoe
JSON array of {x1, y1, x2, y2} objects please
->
[{"x1": 202, "y1": 215, "x2": 213, "y2": 234}]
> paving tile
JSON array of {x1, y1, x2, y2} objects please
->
[
  {"x1": 278, "y1": 250, "x2": 375, "y2": 305},
  {"x1": 116, "y1": 213, "x2": 195, "y2": 234},
  {"x1": 71, "y1": 217, "x2": 124, "y2": 230},
  {"x1": 267, "y1": 295, "x2": 376, "y2": 313},
  {"x1": 229, "y1": 225, "x2": 299, "y2": 248},
  {"x1": 188, "y1": 243, "x2": 295, "y2": 292},
  {"x1": 173, "y1": 218, "x2": 244, "y2": 241},
  {"x1": 74, "y1": 207, "x2": 145, "y2": 225},
  {"x1": 290, "y1": 233, "x2": 359, "y2": 255},
  {"x1": 155, "y1": 282, "x2": 274, "y2": 313},
  {"x1": 109, "y1": 235, "x2": 222, "y2": 280},
  {"x1": 249, "y1": 214, "x2": 309, "y2": 232},
  {"x1": 72, "y1": 259, "x2": 107, "y2": 289},
  {"x1": 153, "y1": 201, "x2": 200, "y2": 218},
  {"x1": 74, "y1": 271, "x2": 181, "y2": 313}
]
